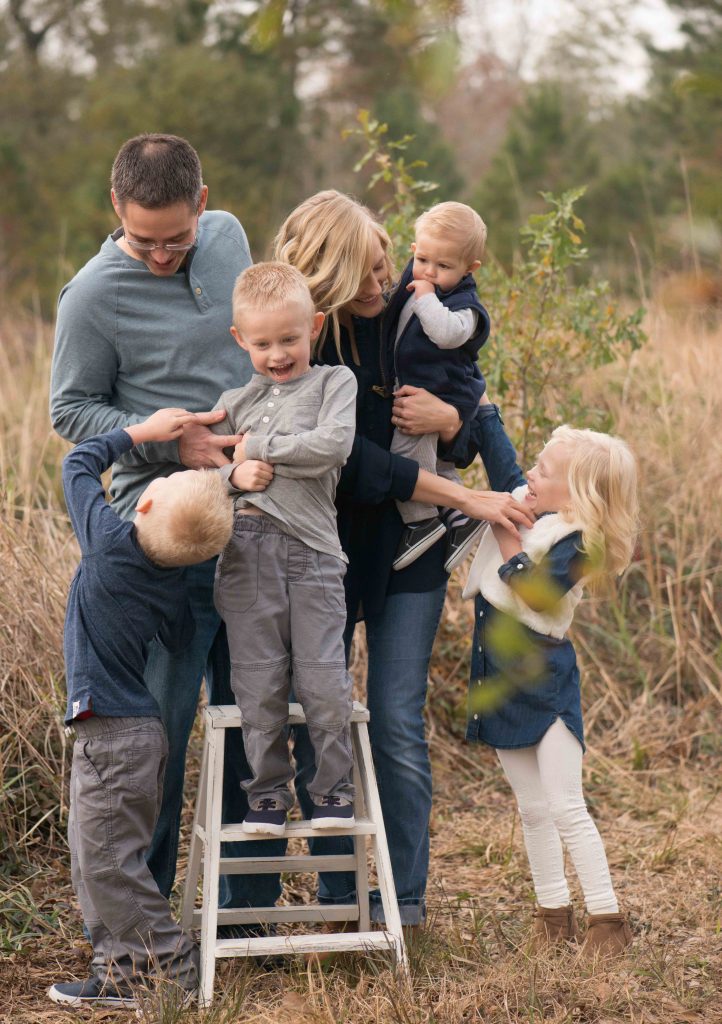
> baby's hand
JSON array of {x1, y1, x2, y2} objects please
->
[
  {"x1": 230, "y1": 460, "x2": 274, "y2": 492},
  {"x1": 407, "y1": 278, "x2": 436, "y2": 298},
  {"x1": 127, "y1": 407, "x2": 199, "y2": 445}
]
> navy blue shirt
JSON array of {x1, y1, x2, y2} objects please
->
[
  {"x1": 317, "y1": 315, "x2": 449, "y2": 621},
  {"x1": 62, "y1": 429, "x2": 194, "y2": 724}
]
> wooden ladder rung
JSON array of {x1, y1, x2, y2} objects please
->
[
  {"x1": 214, "y1": 931, "x2": 398, "y2": 959},
  {"x1": 192, "y1": 904, "x2": 359, "y2": 927},
  {"x1": 218, "y1": 817, "x2": 376, "y2": 842},
  {"x1": 218, "y1": 853, "x2": 357, "y2": 874}
]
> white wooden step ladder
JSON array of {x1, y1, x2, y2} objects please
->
[{"x1": 181, "y1": 701, "x2": 408, "y2": 1006}]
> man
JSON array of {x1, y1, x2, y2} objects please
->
[{"x1": 51, "y1": 133, "x2": 284, "y2": 911}]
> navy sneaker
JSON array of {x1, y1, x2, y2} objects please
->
[
  {"x1": 243, "y1": 797, "x2": 287, "y2": 836},
  {"x1": 47, "y1": 976, "x2": 137, "y2": 1009},
  {"x1": 444, "y1": 518, "x2": 487, "y2": 573},
  {"x1": 392, "y1": 517, "x2": 446, "y2": 571},
  {"x1": 311, "y1": 796, "x2": 355, "y2": 830}
]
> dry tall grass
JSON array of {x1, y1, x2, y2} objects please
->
[{"x1": 1, "y1": 309, "x2": 720, "y2": 1023}]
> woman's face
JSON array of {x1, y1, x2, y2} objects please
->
[{"x1": 343, "y1": 237, "x2": 387, "y2": 319}]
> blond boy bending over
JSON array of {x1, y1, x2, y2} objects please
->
[
  {"x1": 212, "y1": 262, "x2": 357, "y2": 835},
  {"x1": 49, "y1": 410, "x2": 232, "y2": 1010}
]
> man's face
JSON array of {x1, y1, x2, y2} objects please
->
[{"x1": 111, "y1": 186, "x2": 208, "y2": 277}]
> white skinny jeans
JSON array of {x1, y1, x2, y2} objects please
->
[{"x1": 496, "y1": 719, "x2": 619, "y2": 914}]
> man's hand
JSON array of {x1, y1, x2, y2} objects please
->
[
  {"x1": 230, "y1": 460, "x2": 274, "y2": 492},
  {"x1": 178, "y1": 410, "x2": 242, "y2": 469},
  {"x1": 126, "y1": 407, "x2": 199, "y2": 445},
  {"x1": 407, "y1": 278, "x2": 436, "y2": 298},
  {"x1": 392, "y1": 385, "x2": 461, "y2": 441}
]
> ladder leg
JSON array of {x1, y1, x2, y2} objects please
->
[
  {"x1": 199, "y1": 720, "x2": 224, "y2": 1007},
  {"x1": 181, "y1": 739, "x2": 208, "y2": 930},
  {"x1": 355, "y1": 721, "x2": 408, "y2": 970},
  {"x1": 351, "y1": 725, "x2": 371, "y2": 932}
]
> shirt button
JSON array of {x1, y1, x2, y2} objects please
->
[
  {"x1": 195, "y1": 286, "x2": 202, "y2": 295},
  {"x1": 272, "y1": 388, "x2": 280, "y2": 395},
  {"x1": 267, "y1": 401, "x2": 274, "y2": 407},
  {"x1": 479, "y1": 610, "x2": 484, "y2": 619},
  {"x1": 262, "y1": 416, "x2": 270, "y2": 423},
  {"x1": 473, "y1": 714, "x2": 479, "y2": 720},
  {"x1": 516, "y1": 563, "x2": 524, "y2": 570}
]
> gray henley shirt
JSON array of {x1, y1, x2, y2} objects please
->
[{"x1": 212, "y1": 364, "x2": 357, "y2": 561}]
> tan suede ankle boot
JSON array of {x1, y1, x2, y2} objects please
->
[
  {"x1": 582, "y1": 912, "x2": 632, "y2": 958},
  {"x1": 529, "y1": 905, "x2": 581, "y2": 950}
]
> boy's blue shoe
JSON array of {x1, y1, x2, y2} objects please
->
[
  {"x1": 392, "y1": 517, "x2": 446, "y2": 571},
  {"x1": 243, "y1": 798, "x2": 287, "y2": 836},
  {"x1": 311, "y1": 795, "x2": 355, "y2": 830},
  {"x1": 47, "y1": 976, "x2": 137, "y2": 1009}
]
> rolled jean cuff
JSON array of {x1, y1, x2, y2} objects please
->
[{"x1": 317, "y1": 890, "x2": 357, "y2": 907}]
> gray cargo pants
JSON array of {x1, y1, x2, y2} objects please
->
[
  {"x1": 214, "y1": 514, "x2": 354, "y2": 810},
  {"x1": 69, "y1": 716, "x2": 198, "y2": 989}
]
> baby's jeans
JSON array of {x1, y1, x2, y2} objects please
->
[{"x1": 214, "y1": 514, "x2": 354, "y2": 810}]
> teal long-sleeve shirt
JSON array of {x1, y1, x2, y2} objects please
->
[{"x1": 50, "y1": 210, "x2": 253, "y2": 520}]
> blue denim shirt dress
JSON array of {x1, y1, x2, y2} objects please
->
[{"x1": 460, "y1": 406, "x2": 587, "y2": 751}]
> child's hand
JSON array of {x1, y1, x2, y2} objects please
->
[
  {"x1": 491, "y1": 521, "x2": 524, "y2": 561},
  {"x1": 232, "y1": 435, "x2": 249, "y2": 464},
  {"x1": 407, "y1": 278, "x2": 436, "y2": 298},
  {"x1": 230, "y1": 460, "x2": 274, "y2": 492},
  {"x1": 126, "y1": 408, "x2": 199, "y2": 445}
]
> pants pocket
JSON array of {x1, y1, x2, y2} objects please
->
[{"x1": 216, "y1": 530, "x2": 260, "y2": 614}]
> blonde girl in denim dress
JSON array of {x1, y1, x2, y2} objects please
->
[{"x1": 463, "y1": 406, "x2": 639, "y2": 957}]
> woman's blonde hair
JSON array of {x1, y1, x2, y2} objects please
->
[
  {"x1": 546, "y1": 425, "x2": 639, "y2": 577},
  {"x1": 273, "y1": 189, "x2": 393, "y2": 360}
]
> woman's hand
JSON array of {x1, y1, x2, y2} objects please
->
[
  {"x1": 392, "y1": 385, "x2": 461, "y2": 442},
  {"x1": 460, "y1": 489, "x2": 534, "y2": 541}
]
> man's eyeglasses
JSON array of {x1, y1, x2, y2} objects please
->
[{"x1": 125, "y1": 235, "x2": 197, "y2": 254}]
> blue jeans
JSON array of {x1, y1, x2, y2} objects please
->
[
  {"x1": 294, "y1": 584, "x2": 447, "y2": 925},
  {"x1": 144, "y1": 558, "x2": 284, "y2": 905}
]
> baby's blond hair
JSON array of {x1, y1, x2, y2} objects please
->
[
  {"x1": 273, "y1": 189, "x2": 394, "y2": 360},
  {"x1": 415, "y1": 201, "x2": 487, "y2": 266},
  {"x1": 232, "y1": 261, "x2": 315, "y2": 328},
  {"x1": 138, "y1": 471, "x2": 233, "y2": 568},
  {"x1": 546, "y1": 426, "x2": 639, "y2": 577}
]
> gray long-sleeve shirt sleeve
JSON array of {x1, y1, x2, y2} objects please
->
[{"x1": 397, "y1": 292, "x2": 479, "y2": 350}]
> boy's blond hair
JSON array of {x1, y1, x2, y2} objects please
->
[
  {"x1": 273, "y1": 189, "x2": 394, "y2": 361},
  {"x1": 547, "y1": 426, "x2": 639, "y2": 577},
  {"x1": 415, "y1": 201, "x2": 487, "y2": 265},
  {"x1": 232, "y1": 261, "x2": 315, "y2": 328},
  {"x1": 138, "y1": 471, "x2": 233, "y2": 568}
]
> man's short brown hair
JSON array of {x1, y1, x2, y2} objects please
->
[{"x1": 111, "y1": 134, "x2": 203, "y2": 209}]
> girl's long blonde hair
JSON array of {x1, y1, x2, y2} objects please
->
[
  {"x1": 273, "y1": 190, "x2": 394, "y2": 360},
  {"x1": 547, "y1": 425, "x2": 639, "y2": 577}
]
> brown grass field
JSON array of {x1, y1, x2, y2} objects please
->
[{"x1": 1, "y1": 307, "x2": 720, "y2": 1022}]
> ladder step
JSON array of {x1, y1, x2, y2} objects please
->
[
  {"x1": 214, "y1": 931, "x2": 398, "y2": 959},
  {"x1": 218, "y1": 854, "x2": 358, "y2": 874},
  {"x1": 193, "y1": 904, "x2": 359, "y2": 927},
  {"x1": 218, "y1": 817, "x2": 376, "y2": 842}
]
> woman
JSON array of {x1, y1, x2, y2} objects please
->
[{"x1": 274, "y1": 190, "x2": 531, "y2": 927}]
